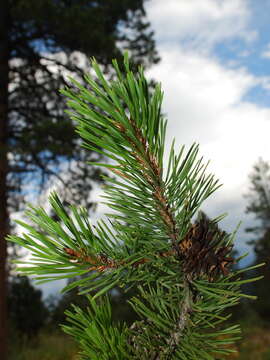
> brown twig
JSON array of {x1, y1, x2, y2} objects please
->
[
  {"x1": 110, "y1": 117, "x2": 181, "y2": 257},
  {"x1": 63, "y1": 246, "x2": 175, "y2": 272}
]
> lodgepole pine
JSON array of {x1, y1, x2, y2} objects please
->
[{"x1": 9, "y1": 54, "x2": 263, "y2": 359}]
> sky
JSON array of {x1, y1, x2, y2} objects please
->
[
  {"x1": 144, "y1": 0, "x2": 270, "y2": 251},
  {"x1": 27, "y1": 0, "x2": 270, "y2": 298}
]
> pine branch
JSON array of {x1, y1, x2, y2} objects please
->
[
  {"x1": 120, "y1": 117, "x2": 180, "y2": 254},
  {"x1": 87, "y1": 76, "x2": 181, "y2": 256},
  {"x1": 9, "y1": 53, "x2": 264, "y2": 359}
]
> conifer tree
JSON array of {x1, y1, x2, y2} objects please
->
[
  {"x1": 245, "y1": 158, "x2": 270, "y2": 318},
  {"x1": 9, "y1": 54, "x2": 263, "y2": 359},
  {"x1": 245, "y1": 158, "x2": 270, "y2": 243}
]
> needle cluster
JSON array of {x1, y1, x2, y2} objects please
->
[{"x1": 9, "y1": 54, "x2": 263, "y2": 359}]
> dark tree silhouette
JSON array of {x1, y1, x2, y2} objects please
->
[
  {"x1": 8, "y1": 276, "x2": 48, "y2": 338},
  {"x1": 245, "y1": 158, "x2": 270, "y2": 318}
]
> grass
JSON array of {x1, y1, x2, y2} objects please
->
[
  {"x1": 227, "y1": 326, "x2": 270, "y2": 360},
  {"x1": 8, "y1": 329, "x2": 79, "y2": 360},
  {"x1": 226, "y1": 312, "x2": 270, "y2": 360}
]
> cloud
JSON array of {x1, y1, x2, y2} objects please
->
[
  {"x1": 146, "y1": 48, "x2": 265, "y2": 147},
  {"x1": 144, "y1": 0, "x2": 270, "y2": 256},
  {"x1": 261, "y1": 43, "x2": 270, "y2": 59},
  {"x1": 146, "y1": 0, "x2": 257, "y2": 51},
  {"x1": 146, "y1": 46, "x2": 270, "y2": 222}
]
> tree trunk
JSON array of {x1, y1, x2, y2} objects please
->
[{"x1": 0, "y1": 1, "x2": 9, "y2": 359}]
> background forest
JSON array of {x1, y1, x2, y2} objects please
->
[{"x1": 2, "y1": 1, "x2": 270, "y2": 359}]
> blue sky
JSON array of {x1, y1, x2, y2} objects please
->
[{"x1": 28, "y1": 0, "x2": 270, "y2": 298}]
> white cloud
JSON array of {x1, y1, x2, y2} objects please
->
[
  {"x1": 147, "y1": 48, "x2": 261, "y2": 146},
  {"x1": 261, "y1": 43, "x2": 270, "y2": 59},
  {"x1": 146, "y1": 46, "x2": 270, "y2": 199},
  {"x1": 146, "y1": 0, "x2": 256, "y2": 51}
]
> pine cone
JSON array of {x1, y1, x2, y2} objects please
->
[{"x1": 179, "y1": 215, "x2": 234, "y2": 281}]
